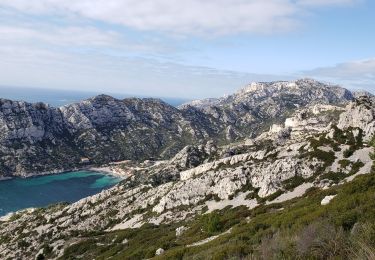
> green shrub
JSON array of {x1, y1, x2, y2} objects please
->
[
  {"x1": 258, "y1": 190, "x2": 283, "y2": 203},
  {"x1": 60, "y1": 145, "x2": 375, "y2": 260},
  {"x1": 17, "y1": 239, "x2": 30, "y2": 248},
  {"x1": 347, "y1": 161, "x2": 365, "y2": 176},
  {"x1": 320, "y1": 171, "x2": 345, "y2": 183},
  {"x1": 339, "y1": 159, "x2": 351, "y2": 168},
  {"x1": 343, "y1": 147, "x2": 355, "y2": 158},
  {"x1": 283, "y1": 175, "x2": 305, "y2": 190},
  {"x1": 9, "y1": 213, "x2": 22, "y2": 222},
  {"x1": 308, "y1": 148, "x2": 336, "y2": 167},
  {"x1": 36, "y1": 254, "x2": 45, "y2": 260},
  {"x1": 202, "y1": 212, "x2": 222, "y2": 235},
  {"x1": 336, "y1": 211, "x2": 358, "y2": 231}
]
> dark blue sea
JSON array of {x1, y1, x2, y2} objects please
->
[
  {"x1": 0, "y1": 86, "x2": 190, "y2": 107},
  {"x1": 0, "y1": 171, "x2": 121, "y2": 217}
]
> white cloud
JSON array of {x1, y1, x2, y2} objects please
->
[
  {"x1": 0, "y1": 25, "x2": 119, "y2": 47},
  {"x1": 302, "y1": 58, "x2": 375, "y2": 92},
  {"x1": 297, "y1": 0, "x2": 361, "y2": 7},
  {"x1": 0, "y1": 0, "x2": 371, "y2": 97},
  {"x1": 308, "y1": 58, "x2": 375, "y2": 78},
  {"x1": 0, "y1": 41, "x2": 290, "y2": 98},
  {"x1": 0, "y1": 18, "x2": 174, "y2": 56},
  {"x1": 0, "y1": 0, "x2": 359, "y2": 35}
]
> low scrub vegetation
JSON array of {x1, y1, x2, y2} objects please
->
[
  {"x1": 59, "y1": 170, "x2": 375, "y2": 260},
  {"x1": 59, "y1": 136, "x2": 375, "y2": 260}
]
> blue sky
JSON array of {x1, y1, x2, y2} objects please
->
[{"x1": 0, "y1": 0, "x2": 374, "y2": 99}]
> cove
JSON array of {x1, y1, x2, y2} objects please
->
[{"x1": 0, "y1": 171, "x2": 121, "y2": 217}]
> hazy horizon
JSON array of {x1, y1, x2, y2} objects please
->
[
  {"x1": 0, "y1": 85, "x2": 192, "y2": 107},
  {"x1": 0, "y1": 76, "x2": 375, "y2": 107}
]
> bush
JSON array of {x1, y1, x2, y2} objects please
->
[
  {"x1": 339, "y1": 159, "x2": 351, "y2": 169},
  {"x1": 294, "y1": 221, "x2": 349, "y2": 259},
  {"x1": 336, "y1": 211, "x2": 358, "y2": 231},
  {"x1": 257, "y1": 190, "x2": 283, "y2": 203},
  {"x1": 308, "y1": 149, "x2": 336, "y2": 167},
  {"x1": 349, "y1": 161, "x2": 365, "y2": 175},
  {"x1": 320, "y1": 171, "x2": 345, "y2": 183},
  {"x1": 283, "y1": 175, "x2": 305, "y2": 190},
  {"x1": 36, "y1": 254, "x2": 45, "y2": 260},
  {"x1": 349, "y1": 223, "x2": 375, "y2": 259},
  {"x1": 343, "y1": 147, "x2": 355, "y2": 158},
  {"x1": 202, "y1": 213, "x2": 222, "y2": 235}
]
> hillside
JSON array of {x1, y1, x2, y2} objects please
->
[
  {"x1": 0, "y1": 79, "x2": 353, "y2": 177},
  {"x1": 0, "y1": 87, "x2": 373, "y2": 259}
]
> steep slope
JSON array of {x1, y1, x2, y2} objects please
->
[
  {"x1": 0, "y1": 79, "x2": 354, "y2": 177},
  {"x1": 0, "y1": 96, "x2": 219, "y2": 177},
  {"x1": 0, "y1": 98, "x2": 373, "y2": 259},
  {"x1": 180, "y1": 78, "x2": 353, "y2": 140}
]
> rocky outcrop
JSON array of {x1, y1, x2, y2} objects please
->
[
  {"x1": 352, "y1": 90, "x2": 374, "y2": 99},
  {"x1": 170, "y1": 143, "x2": 214, "y2": 169},
  {"x1": 338, "y1": 96, "x2": 375, "y2": 141}
]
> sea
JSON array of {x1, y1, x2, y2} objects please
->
[
  {"x1": 0, "y1": 86, "x2": 190, "y2": 107},
  {"x1": 0, "y1": 171, "x2": 121, "y2": 217}
]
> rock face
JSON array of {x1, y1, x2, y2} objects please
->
[
  {"x1": 0, "y1": 96, "x2": 217, "y2": 177},
  {"x1": 0, "y1": 79, "x2": 354, "y2": 177},
  {"x1": 338, "y1": 96, "x2": 375, "y2": 141}
]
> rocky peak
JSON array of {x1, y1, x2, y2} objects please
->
[
  {"x1": 185, "y1": 79, "x2": 353, "y2": 112},
  {"x1": 87, "y1": 94, "x2": 117, "y2": 102},
  {"x1": 179, "y1": 98, "x2": 221, "y2": 110},
  {"x1": 352, "y1": 90, "x2": 374, "y2": 99},
  {"x1": 178, "y1": 79, "x2": 354, "y2": 143}
]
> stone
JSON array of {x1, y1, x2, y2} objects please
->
[
  {"x1": 321, "y1": 195, "x2": 337, "y2": 205},
  {"x1": 176, "y1": 226, "x2": 188, "y2": 237},
  {"x1": 155, "y1": 248, "x2": 165, "y2": 256}
]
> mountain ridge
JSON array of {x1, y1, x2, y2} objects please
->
[
  {"x1": 0, "y1": 83, "x2": 374, "y2": 259},
  {"x1": 0, "y1": 79, "x2": 357, "y2": 177}
]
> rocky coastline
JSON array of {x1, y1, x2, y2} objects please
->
[{"x1": 0, "y1": 79, "x2": 374, "y2": 259}]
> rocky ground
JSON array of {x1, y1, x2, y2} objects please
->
[{"x1": 0, "y1": 93, "x2": 373, "y2": 259}]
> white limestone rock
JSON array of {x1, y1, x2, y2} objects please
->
[
  {"x1": 156, "y1": 248, "x2": 165, "y2": 256},
  {"x1": 176, "y1": 226, "x2": 188, "y2": 237},
  {"x1": 338, "y1": 97, "x2": 375, "y2": 141},
  {"x1": 321, "y1": 195, "x2": 337, "y2": 205}
]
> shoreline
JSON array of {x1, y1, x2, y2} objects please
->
[
  {"x1": 0, "y1": 176, "x2": 12, "y2": 181},
  {"x1": 88, "y1": 166, "x2": 128, "y2": 179},
  {"x1": 0, "y1": 165, "x2": 127, "y2": 220},
  {"x1": 0, "y1": 164, "x2": 128, "y2": 182}
]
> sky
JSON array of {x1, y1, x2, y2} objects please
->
[{"x1": 0, "y1": 0, "x2": 374, "y2": 99}]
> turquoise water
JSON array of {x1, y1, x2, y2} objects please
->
[{"x1": 0, "y1": 171, "x2": 121, "y2": 216}]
